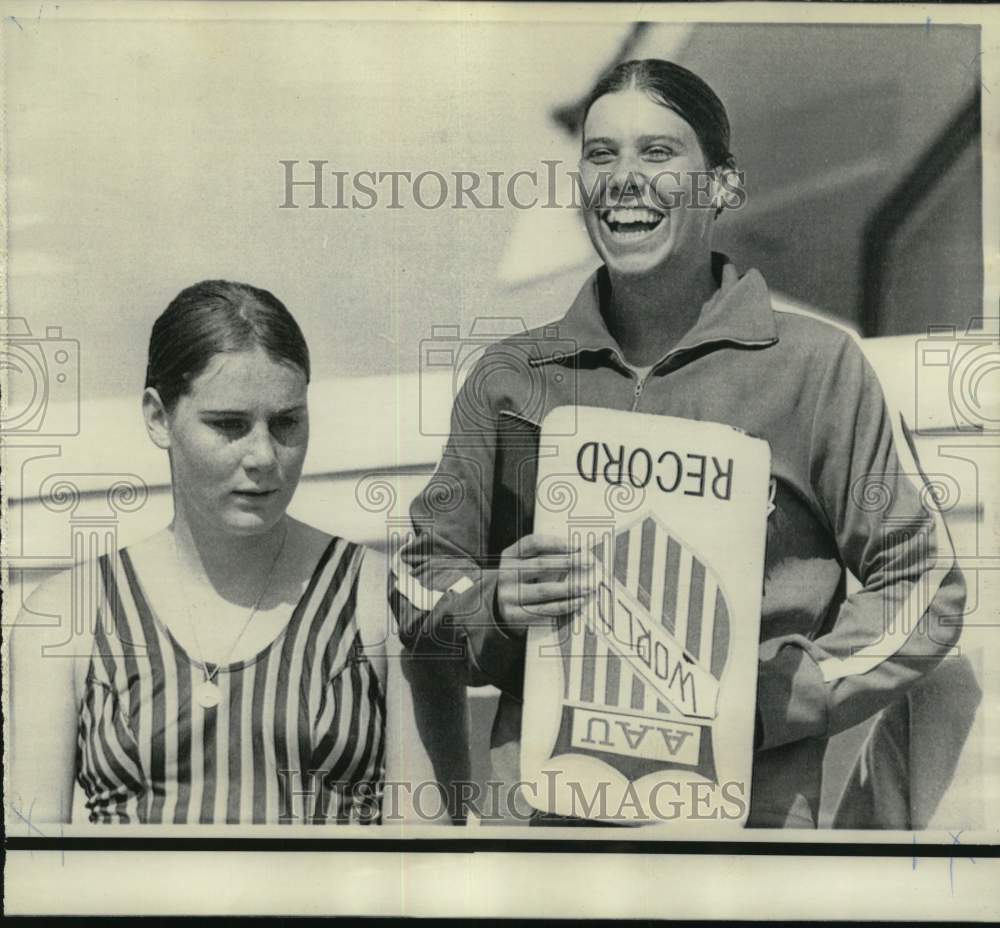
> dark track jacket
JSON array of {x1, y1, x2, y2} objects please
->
[{"x1": 391, "y1": 255, "x2": 965, "y2": 827}]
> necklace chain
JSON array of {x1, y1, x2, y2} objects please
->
[{"x1": 173, "y1": 521, "x2": 290, "y2": 685}]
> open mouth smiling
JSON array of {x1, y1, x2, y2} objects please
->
[{"x1": 600, "y1": 207, "x2": 666, "y2": 241}]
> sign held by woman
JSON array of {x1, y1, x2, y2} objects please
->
[{"x1": 521, "y1": 405, "x2": 771, "y2": 825}]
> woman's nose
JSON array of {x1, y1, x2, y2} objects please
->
[
  {"x1": 242, "y1": 423, "x2": 278, "y2": 471},
  {"x1": 607, "y1": 157, "x2": 647, "y2": 201}
]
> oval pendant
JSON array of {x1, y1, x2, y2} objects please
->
[{"x1": 195, "y1": 681, "x2": 221, "y2": 709}]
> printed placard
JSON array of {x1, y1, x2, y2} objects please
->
[{"x1": 521, "y1": 406, "x2": 771, "y2": 825}]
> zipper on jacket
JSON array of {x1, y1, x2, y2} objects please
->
[{"x1": 630, "y1": 370, "x2": 651, "y2": 412}]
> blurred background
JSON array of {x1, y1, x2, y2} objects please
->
[{"x1": 3, "y1": 15, "x2": 996, "y2": 829}]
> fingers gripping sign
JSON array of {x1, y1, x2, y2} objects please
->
[{"x1": 496, "y1": 533, "x2": 597, "y2": 634}]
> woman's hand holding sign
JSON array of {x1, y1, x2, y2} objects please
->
[{"x1": 496, "y1": 533, "x2": 597, "y2": 636}]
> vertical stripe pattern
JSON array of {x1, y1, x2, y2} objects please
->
[
  {"x1": 76, "y1": 538, "x2": 385, "y2": 825},
  {"x1": 563, "y1": 515, "x2": 731, "y2": 718}
]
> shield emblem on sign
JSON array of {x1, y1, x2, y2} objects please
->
[{"x1": 548, "y1": 511, "x2": 731, "y2": 784}]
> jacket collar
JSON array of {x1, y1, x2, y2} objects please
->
[{"x1": 534, "y1": 252, "x2": 778, "y2": 368}]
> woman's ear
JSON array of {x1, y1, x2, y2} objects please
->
[
  {"x1": 142, "y1": 387, "x2": 172, "y2": 450},
  {"x1": 711, "y1": 165, "x2": 746, "y2": 217}
]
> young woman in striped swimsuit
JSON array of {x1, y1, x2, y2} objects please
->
[{"x1": 8, "y1": 280, "x2": 465, "y2": 825}]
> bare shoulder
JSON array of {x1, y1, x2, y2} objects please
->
[
  {"x1": 288, "y1": 521, "x2": 393, "y2": 667},
  {"x1": 9, "y1": 565, "x2": 92, "y2": 698},
  {"x1": 16, "y1": 564, "x2": 75, "y2": 619},
  {"x1": 284, "y1": 519, "x2": 345, "y2": 575},
  {"x1": 290, "y1": 518, "x2": 336, "y2": 551},
  {"x1": 14, "y1": 567, "x2": 84, "y2": 647}
]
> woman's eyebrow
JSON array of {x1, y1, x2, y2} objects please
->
[
  {"x1": 582, "y1": 135, "x2": 617, "y2": 147},
  {"x1": 583, "y1": 134, "x2": 687, "y2": 148},
  {"x1": 638, "y1": 134, "x2": 686, "y2": 148},
  {"x1": 200, "y1": 403, "x2": 306, "y2": 415}
]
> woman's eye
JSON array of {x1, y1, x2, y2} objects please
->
[
  {"x1": 270, "y1": 416, "x2": 305, "y2": 443},
  {"x1": 585, "y1": 149, "x2": 615, "y2": 165},
  {"x1": 208, "y1": 418, "x2": 248, "y2": 437},
  {"x1": 211, "y1": 419, "x2": 246, "y2": 435}
]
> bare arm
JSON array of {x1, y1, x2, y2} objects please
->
[
  {"x1": 6, "y1": 571, "x2": 85, "y2": 826},
  {"x1": 357, "y1": 548, "x2": 470, "y2": 825}
]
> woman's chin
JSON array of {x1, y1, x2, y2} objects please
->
[
  {"x1": 210, "y1": 506, "x2": 288, "y2": 537},
  {"x1": 587, "y1": 233, "x2": 674, "y2": 277},
  {"x1": 602, "y1": 248, "x2": 674, "y2": 277},
  {"x1": 232, "y1": 514, "x2": 285, "y2": 535}
]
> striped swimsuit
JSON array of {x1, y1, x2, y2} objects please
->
[{"x1": 77, "y1": 536, "x2": 385, "y2": 825}]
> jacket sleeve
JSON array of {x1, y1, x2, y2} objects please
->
[
  {"x1": 389, "y1": 359, "x2": 526, "y2": 695},
  {"x1": 756, "y1": 334, "x2": 966, "y2": 751}
]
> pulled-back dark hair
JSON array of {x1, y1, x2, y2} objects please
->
[
  {"x1": 583, "y1": 59, "x2": 734, "y2": 169},
  {"x1": 145, "y1": 280, "x2": 310, "y2": 411}
]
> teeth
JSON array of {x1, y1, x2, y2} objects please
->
[{"x1": 604, "y1": 208, "x2": 662, "y2": 225}]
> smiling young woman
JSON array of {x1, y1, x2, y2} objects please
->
[
  {"x1": 8, "y1": 280, "x2": 466, "y2": 826},
  {"x1": 393, "y1": 59, "x2": 965, "y2": 829}
]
